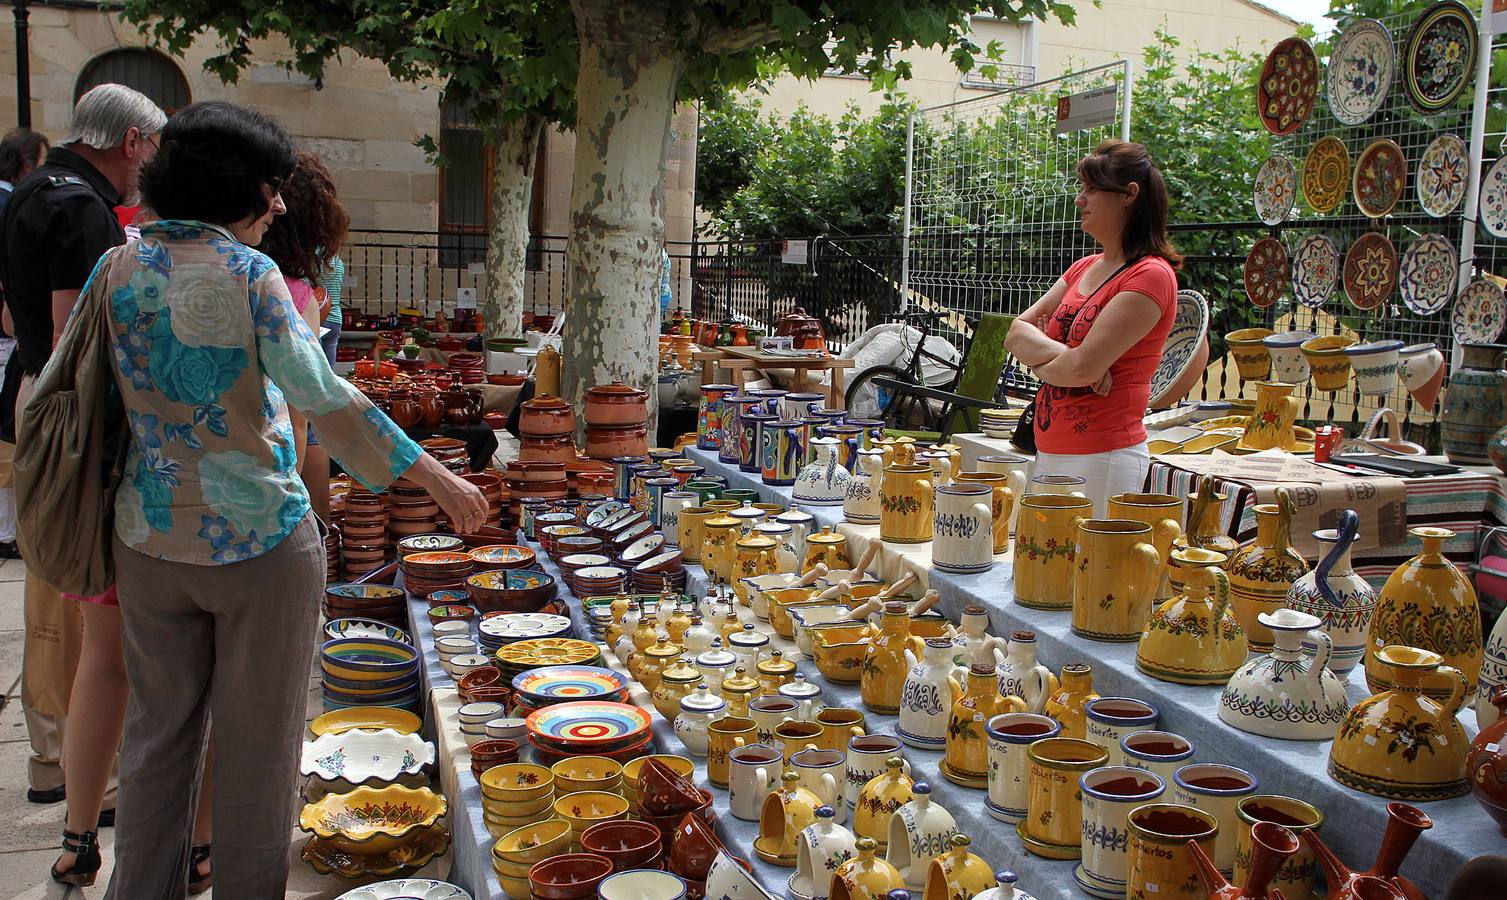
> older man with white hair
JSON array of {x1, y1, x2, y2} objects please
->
[{"x1": 0, "y1": 83, "x2": 163, "y2": 844}]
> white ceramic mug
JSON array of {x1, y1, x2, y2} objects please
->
[
  {"x1": 933, "y1": 483, "x2": 995, "y2": 574},
  {"x1": 749, "y1": 695, "x2": 800, "y2": 745},
  {"x1": 1172, "y1": 762, "x2": 1258, "y2": 875},
  {"x1": 1262, "y1": 332, "x2": 1316, "y2": 384},
  {"x1": 790, "y1": 746, "x2": 847, "y2": 823},
  {"x1": 660, "y1": 491, "x2": 698, "y2": 547},
  {"x1": 728, "y1": 743, "x2": 783, "y2": 821},
  {"x1": 984, "y1": 712, "x2": 1060, "y2": 823},
  {"x1": 1078, "y1": 766, "x2": 1166, "y2": 897},
  {"x1": 1120, "y1": 730, "x2": 1195, "y2": 786},
  {"x1": 844, "y1": 734, "x2": 908, "y2": 813},
  {"x1": 1084, "y1": 697, "x2": 1159, "y2": 766}
]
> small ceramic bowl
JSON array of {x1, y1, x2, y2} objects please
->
[
  {"x1": 456, "y1": 666, "x2": 503, "y2": 700},
  {"x1": 431, "y1": 620, "x2": 471, "y2": 639},
  {"x1": 481, "y1": 763, "x2": 555, "y2": 802},
  {"x1": 493, "y1": 817, "x2": 572, "y2": 865},
  {"x1": 485, "y1": 791, "x2": 556, "y2": 818},
  {"x1": 428, "y1": 605, "x2": 476, "y2": 625},
  {"x1": 621, "y1": 755, "x2": 695, "y2": 794},
  {"x1": 554, "y1": 791, "x2": 630, "y2": 835},
  {"x1": 459, "y1": 702, "x2": 506, "y2": 725},
  {"x1": 324, "y1": 618, "x2": 413, "y2": 645},
  {"x1": 580, "y1": 819, "x2": 664, "y2": 872},
  {"x1": 597, "y1": 869, "x2": 687, "y2": 900},
  {"x1": 435, "y1": 636, "x2": 479, "y2": 657},
  {"x1": 529, "y1": 853, "x2": 614, "y2": 900},
  {"x1": 552, "y1": 757, "x2": 624, "y2": 795},
  {"x1": 486, "y1": 717, "x2": 529, "y2": 742},
  {"x1": 467, "y1": 685, "x2": 513, "y2": 706}
]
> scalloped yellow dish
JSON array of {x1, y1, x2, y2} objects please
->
[{"x1": 298, "y1": 784, "x2": 446, "y2": 854}]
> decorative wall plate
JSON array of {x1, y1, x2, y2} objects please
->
[
  {"x1": 1398, "y1": 234, "x2": 1458, "y2": 315},
  {"x1": 1403, "y1": 0, "x2": 1478, "y2": 114},
  {"x1": 1244, "y1": 237, "x2": 1289, "y2": 308},
  {"x1": 1452, "y1": 280, "x2": 1506, "y2": 344},
  {"x1": 1416, "y1": 133, "x2": 1468, "y2": 217},
  {"x1": 1302, "y1": 137, "x2": 1350, "y2": 214},
  {"x1": 1254, "y1": 156, "x2": 1297, "y2": 224},
  {"x1": 1148, "y1": 289, "x2": 1210, "y2": 409},
  {"x1": 1353, "y1": 139, "x2": 1406, "y2": 219},
  {"x1": 1291, "y1": 234, "x2": 1340, "y2": 309},
  {"x1": 1327, "y1": 18, "x2": 1395, "y2": 125},
  {"x1": 1343, "y1": 232, "x2": 1399, "y2": 311},
  {"x1": 1480, "y1": 156, "x2": 1507, "y2": 238},
  {"x1": 1258, "y1": 37, "x2": 1320, "y2": 135}
]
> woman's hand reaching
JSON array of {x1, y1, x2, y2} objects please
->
[{"x1": 403, "y1": 453, "x2": 490, "y2": 534}]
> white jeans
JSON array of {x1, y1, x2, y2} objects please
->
[{"x1": 1033, "y1": 442, "x2": 1151, "y2": 517}]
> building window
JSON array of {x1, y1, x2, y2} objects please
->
[
  {"x1": 75, "y1": 49, "x2": 190, "y2": 114},
  {"x1": 438, "y1": 101, "x2": 548, "y2": 269}
]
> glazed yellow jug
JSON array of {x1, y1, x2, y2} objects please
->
[
  {"x1": 1043, "y1": 663, "x2": 1099, "y2": 739},
  {"x1": 700, "y1": 514, "x2": 742, "y2": 584},
  {"x1": 732, "y1": 534, "x2": 781, "y2": 604},
  {"x1": 1071, "y1": 519, "x2": 1163, "y2": 642},
  {"x1": 1226, "y1": 488, "x2": 1309, "y2": 651},
  {"x1": 1106, "y1": 492, "x2": 1183, "y2": 601},
  {"x1": 1329, "y1": 645, "x2": 1469, "y2": 801},
  {"x1": 1239, "y1": 381, "x2": 1301, "y2": 451},
  {"x1": 860, "y1": 600, "x2": 923, "y2": 714},
  {"x1": 1170, "y1": 477, "x2": 1238, "y2": 593},
  {"x1": 943, "y1": 662, "x2": 1024, "y2": 788},
  {"x1": 955, "y1": 471, "x2": 1016, "y2": 554},
  {"x1": 678, "y1": 506, "x2": 716, "y2": 563},
  {"x1": 1364, "y1": 526, "x2": 1483, "y2": 703},
  {"x1": 1013, "y1": 494, "x2": 1093, "y2": 610},
  {"x1": 1136, "y1": 550, "x2": 1248, "y2": 685},
  {"x1": 879, "y1": 463, "x2": 934, "y2": 544}
]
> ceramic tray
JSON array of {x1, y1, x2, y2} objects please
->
[
  {"x1": 1302, "y1": 137, "x2": 1349, "y2": 214},
  {"x1": 1452, "y1": 279, "x2": 1506, "y2": 344},
  {"x1": 1243, "y1": 237, "x2": 1288, "y2": 308},
  {"x1": 1398, "y1": 234, "x2": 1458, "y2": 315},
  {"x1": 1253, "y1": 155, "x2": 1297, "y2": 224},
  {"x1": 1417, "y1": 133, "x2": 1467, "y2": 217},
  {"x1": 1402, "y1": 0, "x2": 1477, "y2": 113},
  {"x1": 1291, "y1": 234, "x2": 1340, "y2": 308},
  {"x1": 1343, "y1": 232, "x2": 1399, "y2": 310},
  {"x1": 478, "y1": 611, "x2": 572, "y2": 642},
  {"x1": 1353, "y1": 139, "x2": 1406, "y2": 219},
  {"x1": 1258, "y1": 37, "x2": 1319, "y2": 135},
  {"x1": 1327, "y1": 18, "x2": 1394, "y2": 125}
]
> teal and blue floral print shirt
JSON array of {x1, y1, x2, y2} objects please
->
[{"x1": 92, "y1": 219, "x2": 421, "y2": 565}]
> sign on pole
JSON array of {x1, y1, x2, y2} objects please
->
[{"x1": 1055, "y1": 85, "x2": 1119, "y2": 135}]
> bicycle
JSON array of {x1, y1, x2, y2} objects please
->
[{"x1": 843, "y1": 308, "x2": 967, "y2": 431}]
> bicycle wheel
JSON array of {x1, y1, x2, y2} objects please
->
[{"x1": 845, "y1": 365, "x2": 936, "y2": 432}]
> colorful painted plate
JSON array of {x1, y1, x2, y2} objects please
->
[
  {"x1": 469, "y1": 545, "x2": 536, "y2": 568},
  {"x1": 1291, "y1": 234, "x2": 1340, "y2": 309},
  {"x1": 496, "y1": 637, "x2": 601, "y2": 668},
  {"x1": 1353, "y1": 139, "x2": 1406, "y2": 219},
  {"x1": 1398, "y1": 234, "x2": 1458, "y2": 315},
  {"x1": 402, "y1": 551, "x2": 474, "y2": 569},
  {"x1": 1480, "y1": 156, "x2": 1507, "y2": 238},
  {"x1": 478, "y1": 612, "x2": 572, "y2": 641},
  {"x1": 397, "y1": 534, "x2": 465, "y2": 554},
  {"x1": 1258, "y1": 37, "x2": 1319, "y2": 135},
  {"x1": 525, "y1": 701, "x2": 652, "y2": 747},
  {"x1": 1343, "y1": 232, "x2": 1399, "y2": 311},
  {"x1": 328, "y1": 584, "x2": 406, "y2": 602},
  {"x1": 1253, "y1": 156, "x2": 1297, "y2": 225},
  {"x1": 1244, "y1": 237, "x2": 1289, "y2": 309},
  {"x1": 1452, "y1": 280, "x2": 1506, "y2": 344},
  {"x1": 511, "y1": 665, "x2": 629, "y2": 702},
  {"x1": 1403, "y1": 0, "x2": 1477, "y2": 114},
  {"x1": 1326, "y1": 18, "x2": 1395, "y2": 125},
  {"x1": 1302, "y1": 137, "x2": 1350, "y2": 214},
  {"x1": 1417, "y1": 133, "x2": 1468, "y2": 217},
  {"x1": 1148, "y1": 290, "x2": 1209, "y2": 409},
  {"x1": 584, "y1": 501, "x2": 628, "y2": 528}
]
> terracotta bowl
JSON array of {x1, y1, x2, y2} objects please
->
[
  {"x1": 529, "y1": 853, "x2": 614, "y2": 900},
  {"x1": 456, "y1": 665, "x2": 502, "y2": 697},
  {"x1": 428, "y1": 605, "x2": 475, "y2": 625},
  {"x1": 466, "y1": 685, "x2": 514, "y2": 707},
  {"x1": 669, "y1": 811, "x2": 723, "y2": 881},
  {"x1": 580, "y1": 819, "x2": 664, "y2": 872},
  {"x1": 635, "y1": 796, "x2": 715, "y2": 854},
  {"x1": 639, "y1": 758, "x2": 706, "y2": 817},
  {"x1": 465, "y1": 569, "x2": 558, "y2": 614}
]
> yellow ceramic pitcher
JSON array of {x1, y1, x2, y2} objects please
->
[
  {"x1": 1072, "y1": 519, "x2": 1163, "y2": 642},
  {"x1": 1226, "y1": 487, "x2": 1308, "y2": 651},
  {"x1": 879, "y1": 463, "x2": 934, "y2": 544},
  {"x1": 1107, "y1": 492, "x2": 1183, "y2": 601},
  {"x1": 1136, "y1": 550, "x2": 1248, "y2": 685},
  {"x1": 700, "y1": 514, "x2": 742, "y2": 584},
  {"x1": 1239, "y1": 381, "x2": 1301, "y2": 451},
  {"x1": 1013, "y1": 494, "x2": 1093, "y2": 610}
]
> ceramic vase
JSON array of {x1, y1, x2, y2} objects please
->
[
  {"x1": 1365, "y1": 526, "x2": 1483, "y2": 704},
  {"x1": 896, "y1": 638, "x2": 965, "y2": 750},
  {"x1": 791, "y1": 806, "x2": 857, "y2": 900},
  {"x1": 994, "y1": 631, "x2": 1057, "y2": 710},
  {"x1": 1329, "y1": 644, "x2": 1469, "y2": 801},
  {"x1": 933, "y1": 483, "x2": 995, "y2": 574},
  {"x1": 884, "y1": 783, "x2": 958, "y2": 890},
  {"x1": 763, "y1": 420, "x2": 806, "y2": 487},
  {"x1": 845, "y1": 449, "x2": 886, "y2": 525},
  {"x1": 1106, "y1": 492, "x2": 1184, "y2": 601},
  {"x1": 1071, "y1": 519, "x2": 1162, "y2": 642},
  {"x1": 1013, "y1": 494, "x2": 1093, "y2": 610},
  {"x1": 1019, "y1": 738, "x2": 1109, "y2": 859},
  {"x1": 880, "y1": 463, "x2": 935, "y2": 544},
  {"x1": 1241, "y1": 381, "x2": 1301, "y2": 451},
  {"x1": 1226, "y1": 487, "x2": 1309, "y2": 651},
  {"x1": 922, "y1": 834, "x2": 994, "y2": 900},
  {"x1": 1043, "y1": 663, "x2": 1099, "y2": 739},
  {"x1": 861, "y1": 602, "x2": 920, "y2": 715},
  {"x1": 1285, "y1": 510, "x2": 1377, "y2": 681},
  {"x1": 1136, "y1": 550, "x2": 1248, "y2": 685},
  {"x1": 795, "y1": 438, "x2": 853, "y2": 507},
  {"x1": 1441, "y1": 343, "x2": 1507, "y2": 464},
  {"x1": 1469, "y1": 687, "x2": 1507, "y2": 836},
  {"x1": 943, "y1": 663, "x2": 1023, "y2": 788},
  {"x1": 1218, "y1": 608, "x2": 1348, "y2": 740},
  {"x1": 1076, "y1": 766, "x2": 1166, "y2": 899}
]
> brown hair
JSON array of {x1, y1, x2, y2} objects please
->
[
  {"x1": 259, "y1": 150, "x2": 349, "y2": 281},
  {"x1": 1076, "y1": 140, "x2": 1181, "y2": 268}
]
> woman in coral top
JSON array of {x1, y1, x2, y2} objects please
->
[{"x1": 1005, "y1": 140, "x2": 1180, "y2": 514}]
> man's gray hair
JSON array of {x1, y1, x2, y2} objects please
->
[{"x1": 60, "y1": 84, "x2": 167, "y2": 150}]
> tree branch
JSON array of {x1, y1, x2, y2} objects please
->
[{"x1": 700, "y1": 22, "x2": 783, "y2": 55}]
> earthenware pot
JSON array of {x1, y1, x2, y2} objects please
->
[
  {"x1": 1137, "y1": 550, "x2": 1247, "y2": 685},
  {"x1": 1285, "y1": 510, "x2": 1377, "y2": 681},
  {"x1": 1072, "y1": 519, "x2": 1162, "y2": 642},
  {"x1": 1469, "y1": 687, "x2": 1507, "y2": 836},
  {"x1": 1303, "y1": 801, "x2": 1430, "y2": 899},
  {"x1": 1226, "y1": 328, "x2": 1275, "y2": 381},
  {"x1": 1218, "y1": 608, "x2": 1348, "y2": 740},
  {"x1": 1226, "y1": 487, "x2": 1308, "y2": 651},
  {"x1": 1441, "y1": 343, "x2": 1507, "y2": 464}
]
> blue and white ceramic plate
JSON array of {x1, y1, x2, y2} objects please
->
[
  {"x1": 1398, "y1": 234, "x2": 1458, "y2": 315},
  {"x1": 1147, "y1": 290, "x2": 1208, "y2": 409},
  {"x1": 1452, "y1": 279, "x2": 1506, "y2": 344},
  {"x1": 1327, "y1": 18, "x2": 1394, "y2": 125}
]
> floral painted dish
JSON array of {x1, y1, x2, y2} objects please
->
[
  {"x1": 585, "y1": 501, "x2": 628, "y2": 528},
  {"x1": 1480, "y1": 156, "x2": 1507, "y2": 238},
  {"x1": 397, "y1": 534, "x2": 465, "y2": 555},
  {"x1": 1398, "y1": 234, "x2": 1458, "y2": 315},
  {"x1": 1417, "y1": 133, "x2": 1468, "y2": 217},
  {"x1": 327, "y1": 584, "x2": 405, "y2": 602},
  {"x1": 512, "y1": 665, "x2": 629, "y2": 703},
  {"x1": 325, "y1": 618, "x2": 413, "y2": 646},
  {"x1": 300, "y1": 727, "x2": 435, "y2": 784},
  {"x1": 1302, "y1": 137, "x2": 1349, "y2": 214},
  {"x1": 1403, "y1": 0, "x2": 1477, "y2": 114},
  {"x1": 496, "y1": 637, "x2": 601, "y2": 668},
  {"x1": 1148, "y1": 289, "x2": 1209, "y2": 408},
  {"x1": 1327, "y1": 18, "x2": 1394, "y2": 125},
  {"x1": 1291, "y1": 234, "x2": 1340, "y2": 309},
  {"x1": 525, "y1": 701, "x2": 652, "y2": 747},
  {"x1": 469, "y1": 544, "x2": 537, "y2": 569},
  {"x1": 1343, "y1": 232, "x2": 1399, "y2": 311},
  {"x1": 1258, "y1": 37, "x2": 1319, "y2": 135},
  {"x1": 303, "y1": 823, "x2": 450, "y2": 881},
  {"x1": 1253, "y1": 156, "x2": 1297, "y2": 225},
  {"x1": 298, "y1": 784, "x2": 447, "y2": 855},
  {"x1": 427, "y1": 589, "x2": 470, "y2": 606},
  {"x1": 1452, "y1": 280, "x2": 1506, "y2": 344},
  {"x1": 1243, "y1": 237, "x2": 1289, "y2": 308},
  {"x1": 335, "y1": 879, "x2": 472, "y2": 900},
  {"x1": 1353, "y1": 139, "x2": 1406, "y2": 219}
]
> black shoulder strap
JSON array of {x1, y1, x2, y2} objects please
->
[{"x1": 44, "y1": 174, "x2": 89, "y2": 190}]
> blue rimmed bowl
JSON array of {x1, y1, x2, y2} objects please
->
[
  {"x1": 324, "y1": 618, "x2": 412, "y2": 645},
  {"x1": 320, "y1": 637, "x2": 420, "y2": 682}
]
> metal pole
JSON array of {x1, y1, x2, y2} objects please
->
[
  {"x1": 900, "y1": 109, "x2": 914, "y2": 313},
  {"x1": 1458, "y1": 0, "x2": 1494, "y2": 374},
  {"x1": 14, "y1": 0, "x2": 30, "y2": 128},
  {"x1": 1119, "y1": 58, "x2": 1133, "y2": 143}
]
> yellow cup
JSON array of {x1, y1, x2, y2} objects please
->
[
  {"x1": 1126, "y1": 803, "x2": 1219, "y2": 899},
  {"x1": 1234, "y1": 795, "x2": 1323, "y2": 898},
  {"x1": 1107, "y1": 492, "x2": 1183, "y2": 601},
  {"x1": 1071, "y1": 519, "x2": 1163, "y2": 642},
  {"x1": 707, "y1": 716, "x2": 758, "y2": 787},
  {"x1": 814, "y1": 708, "x2": 867, "y2": 753},
  {"x1": 1020, "y1": 737, "x2": 1109, "y2": 859},
  {"x1": 678, "y1": 507, "x2": 715, "y2": 563},
  {"x1": 1013, "y1": 494, "x2": 1092, "y2": 610}
]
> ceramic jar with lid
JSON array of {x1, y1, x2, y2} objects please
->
[
  {"x1": 733, "y1": 535, "x2": 782, "y2": 605},
  {"x1": 791, "y1": 806, "x2": 857, "y2": 900},
  {"x1": 729, "y1": 624, "x2": 771, "y2": 673},
  {"x1": 637, "y1": 637, "x2": 686, "y2": 693},
  {"x1": 777, "y1": 307, "x2": 828, "y2": 351},
  {"x1": 696, "y1": 641, "x2": 737, "y2": 696},
  {"x1": 727, "y1": 501, "x2": 767, "y2": 536},
  {"x1": 779, "y1": 674, "x2": 826, "y2": 720},
  {"x1": 1137, "y1": 551, "x2": 1248, "y2": 685},
  {"x1": 518, "y1": 394, "x2": 575, "y2": 436},
  {"x1": 803, "y1": 526, "x2": 850, "y2": 573},
  {"x1": 674, "y1": 684, "x2": 727, "y2": 756},
  {"x1": 1285, "y1": 510, "x2": 1377, "y2": 681},
  {"x1": 758, "y1": 650, "x2": 799, "y2": 695},
  {"x1": 846, "y1": 449, "x2": 886, "y2": 525},
  {"x1": 897, "y1": 639, "x2": 966, "y2": 750},
  {"x1": 1218, "y1": 608, "x2": 1349, "y2": 740},
  {"x1": 755, "y1": 521, "x2": 801, "y2": 573},
  {"x1": 681, "y1": 612, "x2": 719, "y2": 657},
  {"x1": 885, "y1": 783, "x2": 958, "y2": 890},
  {"x1": 1365, "y1": 526, "x2": 1483, "y2": 703},
  {"x1": 653, "y1": 655, "x2": 703, "y2": 720},
  {"x1": 584, "y1": 382, "x2": 650, "y2": 426},
  {"x1": 721, "y1": 666, "x2": 763, "y2": 718}
]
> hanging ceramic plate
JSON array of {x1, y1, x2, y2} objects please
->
[
  {"x1": 1343, "y1": 232, "x2": 1399, "y2": 311},
  {"x1": 1353, "y1": 139, "x2": 1406, "y2": 219},
  {"x1": 1291, "y1": 234, "x2": 1340, "y2": 309},
  {"x1": 1257, "y1": 37, "x2": 1320, "y2": 135},
  {"x1": 1148, "y1": 289, "x2": 1209, "y2": 409},
  {"x1": 525, "y1": 701, "x2": 652, "y2": 747},
  {"x1": 1403, "y1": 0, "x2": 1478, "y2": 114},
  {"x1": 1453, "y1": 280, "x2": 1507, "y2": 344},
  {"x1": 1253, "y1": 156, "x2": 1297, "y2": 225},
  {"x1": 1416, "y1": 133, "x2": 1468, "y2": 217},
  {"x1": 1480, "y1": 156, "x2": 1507, "y2": 238},
  {"x1": 1243, "y1": 237, "x2": 1289, "y2": 308},
  {"x1": 1397, "y1": 234, "x2": 1458, "y2": 315},
  {"x1": 1326, "y1": 18, "x2": 1395, "y2": 125},
  {"x1": 1302, "y1": 138, "x2": 1349, "y2": 214}
]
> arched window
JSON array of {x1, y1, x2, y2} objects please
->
[{"x1": 75, "y1": 49, "x2": 191, "y2": 114}]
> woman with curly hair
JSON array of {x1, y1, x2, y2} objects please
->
[{"x1": 259, "y1": 151, "x2": 350, "y2": 523}]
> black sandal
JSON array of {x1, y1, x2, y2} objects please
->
[
  {"x1": 188, "y1": 842, "x2": 212, "y2": 895},
  {"x1": 50, "y1": 828, "x2": 101, "y2": 887}
]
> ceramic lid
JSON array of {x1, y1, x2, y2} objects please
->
[
  {"x1": 729, "y1": 626, "x2": 770, "y2": 648},
  {"x1": 644, "y1": 638, "x2": 685, "y2": 660},
  {"x1": 778, "y1": 674, "x2": 821, "y2": 699},
  {"x1": 721, "y1": 667, "x2": 760, "y2": 693},
  {"x1": 775, "y1": 510, "x2": 815, "y2": 523},
  {"x1": 1257, "y1": 608, "x2": 1323, "y2": 631},
  {"x1": 696, "y1": 647, "x2": 737, "y2": 667},
  {"x1": 807, "y1": 527, "x2": 844, "y2": 545},
  {"x1": 757, "y1": 651, "x2": 796, "y2": 675},
  {"x1": 680, "y1": 686, "x2": 726, "y2": 713},
  {"x1": 728, "y1": 502, "x2": 763, "y2": 518}
]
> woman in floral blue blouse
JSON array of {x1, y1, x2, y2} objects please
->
[{"x1": 93, "y1": 103, "x2": 487, "y2": 899}]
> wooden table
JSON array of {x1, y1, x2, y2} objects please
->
[{"x1": 691, "y1": 346, "x2": 855, "y2": 408}]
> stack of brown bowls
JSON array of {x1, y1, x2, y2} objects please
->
[
  {"x1": 631, "y1": 548, "x2": 685, "y2": 593},
  {"x1": 341, "y1": 488, "x2": 389, "y2": 577},
  {"x1": 538, "y1": 524, "x2": 591, "y2": 561},
  {"x1": 518, "y1": 396, "x2": 577, "y2": 464},
  {"x1": 462, "y1": 472, "x2": 504, "y2": 526},
  {"x1": 572, "y1": 565, "x2": 628, "y2": 600},
  {"x1": 468, "y1": 544, "x2": 537, "y2": 573},
  {"x1": 324, "y1": 526, "x2": 341, "y2": 582},
  {"x1": 558, "y1": 553, "x2": 611, "y2": 596},
  {"x1": 448, "y1": 352, "x2": 486, "y2": 385},
  {"x1": 388, "y1": 478, "x2": 439, "y2": 542},
  {"x1": 419, "y1": 436, "x2": 470, "y2": 474},
  {"x1": 583, "y1": 383, "x2": 649, "y2": 461},
  {"x1": 469, "y1": 739, "x2": 521, "y2": 778},
  {"x1": 323, "y1": 583, "x2": 408, "y2": 628},
  {"x1": 505, "y1": 462, "x2": 568, "y2": 520},
  {"x1": 399, "y1": 550, "x2": 475, "y2": 599}
]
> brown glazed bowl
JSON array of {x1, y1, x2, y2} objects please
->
[
  {"x1": 528, "y1": 853, "x2": 614, "y2": 900},
  {"x1": 579, "y1": 819, "x2": 664, "y2": 872},
  {"x1": 668, "y1": 812, "x2": 723, "y2": 881}
]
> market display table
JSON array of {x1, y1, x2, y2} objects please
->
[
  {"x1": 951, "y1": 432, "x2": 1032, "y2": 469},
  {"x1": 693, "y1": 347, "x2": 853, "y2": 408}
]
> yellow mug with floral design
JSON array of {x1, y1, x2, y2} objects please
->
[{"x1": 1014, "y1": 494, "x2": 1093, "y2": 610}]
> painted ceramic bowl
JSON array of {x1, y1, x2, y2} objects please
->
[
  {"x1": 320, "y1": 638, "x2": 420, "y2": 682},
  {"x1": 298, "y1": 784, "x2": 446, "y2": 854},
  {"x1": 553, "y1": 791, "x2": 631, "y2": 836},
  {"x1": 512, "y1": 666, "x2": 628, "y2": 705},
  {"x1": 470, "y1": 544, "x2": 538, "y2": 571},
  {"x1": 580, "y1": 819, "x2": 664, "y2": 871},
  {"x1": 309, "y1": 706, "x2": 422, "y2": 738},
  {"x1": 334, "y1": 879, "x2": 472, "y2": 900},
  {"x1": 598, "y1": 870, "x2": 687, "y2": 900},
  {"x1": 427, "y1": 605, "x2": 476, "y2": 625},
  {"x1": 492, "y1": 817, "x2": 573, "y2": 866},
  {"x1": 300, "y1": 727, "x2": 435, "y2": 785},
  {"x1": 528, "y1": 853, "x2": 614, "y2": 900},
  {"x1": 467, "y1": 569, "x2": 558, "y2": 614},
  {"x1": 325, "y1": 618, "x2": 412, "y2": 645},
  {"x1": 480, "y1": 763, "x2": 555, "y2": 802}
]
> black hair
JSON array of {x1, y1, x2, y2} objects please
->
[
  {"x1": 139, "y1": 101, "x2": 297, "y2": 225},
  {"x1": 0, "y1": 128, "x2": 48, "y2": 182}
]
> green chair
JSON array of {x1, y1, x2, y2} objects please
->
[{"x1": 872, "y1": 312, "x2": 1016, "y2": 442}]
